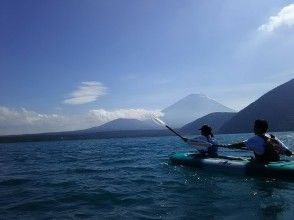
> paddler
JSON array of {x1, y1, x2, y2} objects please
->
[
  {"x1": 224, "y1": 119, "x2": 292, "y2": 162},
  {"x1": 183, "y1": 124, "x2": 219, "y2": 157}
]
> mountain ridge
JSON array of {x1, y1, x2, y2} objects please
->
[
  {"x1": 219, "y1": 79, "x2": 294, "y2": 133},
  {"x1": 180, "y1": 112, "x2": 237, "y2": 135},
  {"x1": 85, "y1": 118, "x2": 160, "y2": 132}
]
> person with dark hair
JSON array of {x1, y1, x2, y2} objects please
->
[
  {"x1": 183, "y1": 124, "x2": 218, "y2": 157},
  {"x1": 225, "y1": 119, "x2": 292, "y2": 162}
]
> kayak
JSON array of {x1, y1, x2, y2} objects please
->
[{"x1": 170, "y1": 152, "x2": 294, "y2": 180}]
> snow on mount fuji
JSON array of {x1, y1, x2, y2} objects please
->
[{"x1": 161, "y1": 94, "x2": 235, "y2": 128}]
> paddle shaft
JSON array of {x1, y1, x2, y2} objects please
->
[
  {"x1": 166, "y1": 126, "x2": 249, "y2": 152},
  {"x1": 153, "y1": 117, "x2": 250, "y2": 151},
  {"x1": 165, "y1": 125, "x2": 185, "y2": 140}
]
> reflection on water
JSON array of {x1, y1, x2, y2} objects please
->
[{"x1": 251, "y1": 179, "x2": 291, "y2": 219}]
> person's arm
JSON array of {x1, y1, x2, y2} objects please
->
[
  {"x1": 184, "y1": 136, "x2": 212, "y2": 152},
  {"x1": 226, "y1": 142, "x2": 247, "y2": 150},
  {"x1": 186, "y1": 137, "x2": 212, "y2": 147}
]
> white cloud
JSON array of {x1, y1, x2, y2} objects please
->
[
  {"x1": 64, "y1": 81, "x2": 107, "y2": 105},
  {"x1": 0, "y1": 106, "x2": 163, "y2": 135},
  {"x1": 258, "y1": 4, "x2": 294, "y2": 32},
  {"x1": 0, "y1": 106, "x2": 69, "y2": 135},
  {"x1": 88, "y1": 108, "x2": 163, "y2": 123}
]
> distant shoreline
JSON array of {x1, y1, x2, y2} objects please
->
[
  {"x1": 0, "y1": 129, "x2": 293, "y2": 144},
  {"x1": 0, "y1": 129, "x2": 172, "y2": 144}
]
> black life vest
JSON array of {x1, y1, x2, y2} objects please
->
[{"x1": 254, "y1": 134, "x2": 281, "y2": 163}]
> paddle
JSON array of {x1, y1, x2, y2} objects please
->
[
  {"x1": 152, "y1": 117, "x2": 242, "y2": 150},
  {"x1": 152, "y1": 117, "x2": 186, "y2": 141},
  {"x1": 152, "y1": 117, "x2": 213, "y2": 148}
]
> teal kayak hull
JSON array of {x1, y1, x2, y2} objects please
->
[{"x1": 170, "y1": 152, "x2": 294, "y2": 180}]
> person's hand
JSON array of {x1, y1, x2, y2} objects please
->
[
  {"x1": 182, "y1": 137, "x2": 188, "y2": 142},
  {"x1": 285, "y1": 149, "x2": 293, "y2": 156},
  {"x1": 214, "y1": 144, "x2": 228, "y2": 148}
]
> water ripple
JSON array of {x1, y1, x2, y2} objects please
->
[{"x1": 0, "y1": 133, "x2": 293, "y2": 219}]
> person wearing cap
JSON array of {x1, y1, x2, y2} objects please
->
[{"x1": 183, "y1": 124, "x2": 219, "y2": 157}]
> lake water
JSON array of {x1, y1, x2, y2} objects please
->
[{"x1": 1, "y1": 132, "x2": 294, "y2": 219}]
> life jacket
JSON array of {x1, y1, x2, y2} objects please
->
[
  {"x1": 255, "y1": 134, "x2": 280, "y2": 163},
  {"x1": 206, "y1": 135, "x2": 218, "y2": 157}
]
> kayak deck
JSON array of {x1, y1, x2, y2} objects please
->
[{"x1": 170, "y1": 152, "x2": 294, "y2": 180}]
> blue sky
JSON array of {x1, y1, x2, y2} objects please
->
[{"x1": 1, "y1": 0, "x2": 294, "y2": 135}]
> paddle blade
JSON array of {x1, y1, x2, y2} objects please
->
[{"x1": 152, "y1": 117, "x2": 166, "y2": 127}]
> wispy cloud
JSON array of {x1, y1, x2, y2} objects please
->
[
  {"x1": 64, "y1": 81, "x2": 107, "y2": 105},
  {"x1": 88, "y1": 109, "x2": 163, "y2": 123},
  {"x1": 258, "y1": 4, "x2": 294, "y2": 33}
]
